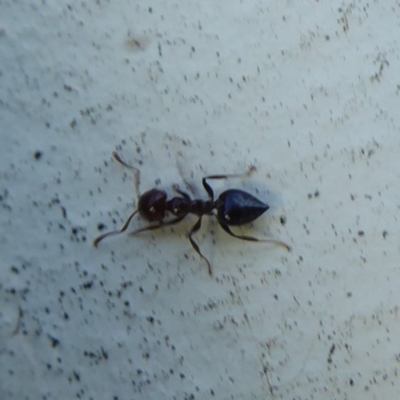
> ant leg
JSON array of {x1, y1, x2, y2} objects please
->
[
  {"x1": 112, "y1": 152, "x2": 141, "y2": 196},
  {"x1": 218, "y1": 219, "x2": 291, "y2": 252},
  {"x1": 202, "y1": 166, "x2": 256, "y2": 201},
  {"x1": 93, "y1": 209, "x2": 139, "y2": 247},
  {"x1": 201, "y1": 178, "x2": 215, "y2": 201},
  {"x1": 129, "y1": 213, "x2": 188, "y2": 235},
  {"x1": 188, "y1": 217, "x2": 212, "y2": 276},
  {"x1": 172, "y1": 185, "x2": 191, "y2": 200}
]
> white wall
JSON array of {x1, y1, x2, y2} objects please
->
[{"x1": 1, "y1": 1, "x2": 400, "y2": 399}]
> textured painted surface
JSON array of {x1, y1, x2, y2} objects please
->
[{"x1": 1, "y1": 1, "x2": 400, "y2": 399}]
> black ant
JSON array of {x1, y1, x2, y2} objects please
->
[{"x1": 94, "y1": 152, "x2": 291, "y2": 275}]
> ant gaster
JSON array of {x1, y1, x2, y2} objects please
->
[{"x1": 94, "y1": 152, "x2": 291, "y2": 275}]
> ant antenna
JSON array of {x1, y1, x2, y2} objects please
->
[
  {"x1": 93, "y1": 152, "x2": 142, "y2": 247},
  {"x1": 112, "y1": 152, "x2": 141, "y2": 197},
  {"x1": 93, "y1": 209, "x2": 139, "y2": 247}
]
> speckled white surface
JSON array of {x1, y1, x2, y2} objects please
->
[{"x1": 1, "y1": 1, "x2": 400, "y2": 399}]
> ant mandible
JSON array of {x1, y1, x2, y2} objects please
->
[{"x1": 93, "y1": 152, "x2": 291, "y2": 275}]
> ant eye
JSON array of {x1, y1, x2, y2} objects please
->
[{"x1": 149, "y1": 206, "x2": 155, "y2": 214}]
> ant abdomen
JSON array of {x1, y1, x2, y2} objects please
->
[{"x1": 216, "y1": 189, "x2": 269, "y2": 226}]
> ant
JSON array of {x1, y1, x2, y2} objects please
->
[{"x1": 94, "y1": 152, "x2": 291, "y2": 275}]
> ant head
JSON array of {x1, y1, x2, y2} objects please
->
[{"x1": 138, "y1": 189, "x2": 167, "y2": 221}]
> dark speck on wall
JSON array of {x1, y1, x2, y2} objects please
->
[
  {"x1": 48, "y1": 335, "x2": 60, "y2": 348},
  {"x1": 327, "y1": 344, "x2": 335, "y2": 364},
  {"x1": 97, "y1": 223, "x2": 106, "y2": 231}
]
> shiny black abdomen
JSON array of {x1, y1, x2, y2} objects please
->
[{"x1": 216, "y1": 189, "x2": 269, "y2": 226}]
